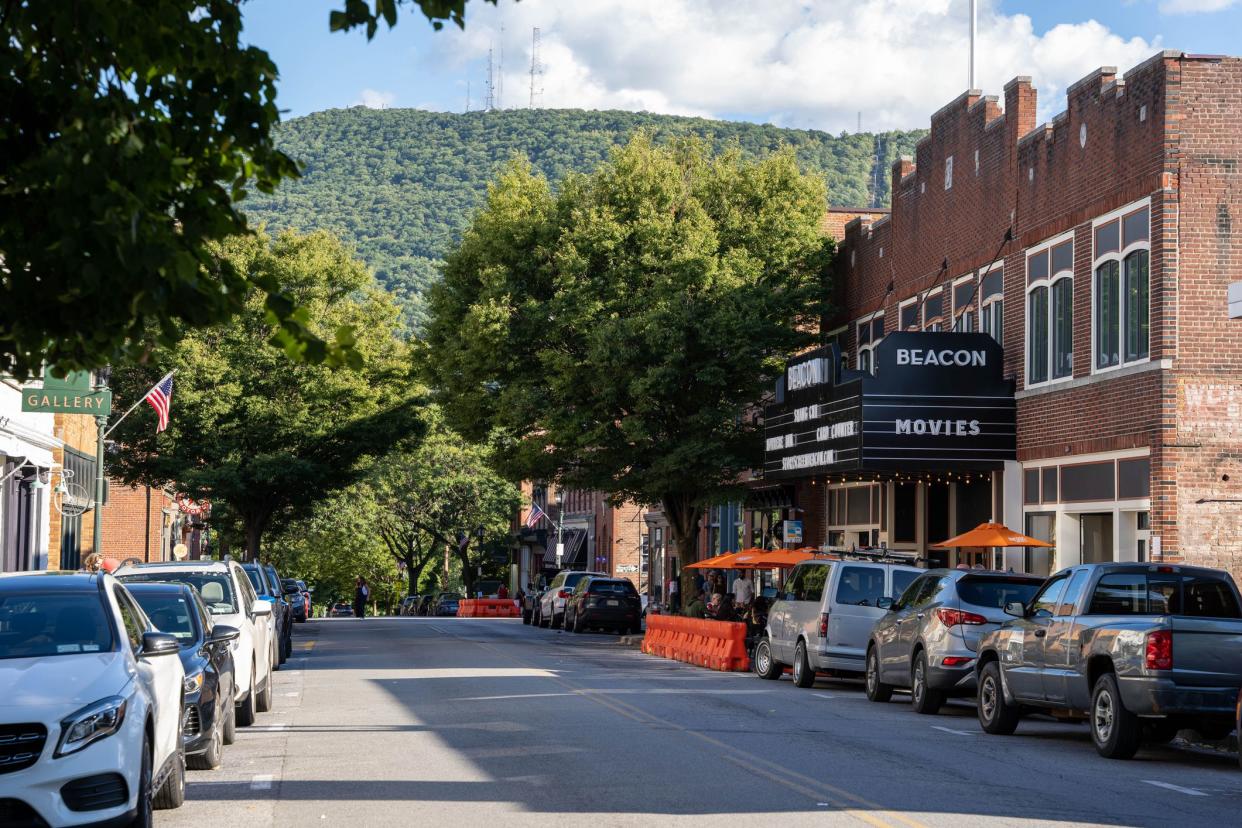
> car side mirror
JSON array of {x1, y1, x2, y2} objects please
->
[
  {"x1": 141, "y1": 631, "x2": 180, "y2": 657},
  {"x1": 877, "y1": 597, "x2": 894, "y2": 611},
  {"x1": 209, "y1": 625, "x2": 240, "y2": 644},
  {"x1": 1003, "y1": 601, "x2": 1027, "y2": 618},
  {"x1": 252, "y1": 599, "x2": 273, "y2": 616}
]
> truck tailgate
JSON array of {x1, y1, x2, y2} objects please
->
[{"x1": 1169, "y1": 617, "x2": 1242, "y2": 687}]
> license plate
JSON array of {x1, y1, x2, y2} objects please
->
[{"x1": 606, "y1": 599, "x2": 619, "y2": 606}]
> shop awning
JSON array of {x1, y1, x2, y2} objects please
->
[{"x1": 932, "y1": 522, "x2": 1053, "y2": 549}]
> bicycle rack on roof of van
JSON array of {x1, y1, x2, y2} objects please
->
[{"x1": 816, "y1": 546, "x2": 926, "y2": 565}]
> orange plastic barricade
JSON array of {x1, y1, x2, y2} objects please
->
[
  {"x1": 456, "y1": 598, "x2": 520, "y2": 618},
  {"x1": 641, "y1": 614, "x2": 749, "y2": 672}
]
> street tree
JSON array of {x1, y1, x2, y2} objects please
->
[
  {"x1": 424, "y1": 136, "x2": 832, "y2": 600},
  {"x1": 370, "y1": 410, "x2": 521, "y2": 595},
  {"x1": 0, "y1": 0, "x2": 496, "y2": 378},
  {"x1": 108, "y1": 229, "x2": 425, "y2": 560}
]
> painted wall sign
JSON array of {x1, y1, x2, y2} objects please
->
[{"x1": 763, "y1": 332, "x2": 1015, "y2": 479}]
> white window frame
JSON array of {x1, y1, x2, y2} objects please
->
[
  {"x1": 898, "y1": 297, "x2": 919, "y2": 332},
  {"x1": 922, "y1": 287, "x2": 945, "y2": 331},
  {"x1": 1091, "y1": 197, "x2": 1152, "y2": 377},
  {"x1": 824, "y1": 324, "x2": 848, "y2": 374},
  {"x1": 854, "y1": 311, "x2": 884, "y2": 373},
  {"x1": 980, "y1": 264, "x2": 1004, "y2": 344},
  {"x1": 1024, "y1": 229, "x2": 1075, "y2": 390},
  {"x1": 951, "y1": 274, "x2": 976, "y2": 332}
]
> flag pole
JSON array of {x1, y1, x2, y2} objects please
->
[{"x1": 103, "y1": 369, "x2": 176, "y2": 440}]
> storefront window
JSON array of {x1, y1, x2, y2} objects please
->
[
  {"x1": 1027, "y1": 286, "x2": 1048, "y2": 385},
  {"x1": 1024, "y1": 512, "x2": 1055, "y2": 576}
]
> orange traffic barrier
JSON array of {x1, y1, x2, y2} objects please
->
[
  {"x1": 456, "y1": 599, "x2": 521, "y2": 618},
  {"x1": 641, "y1": 614, "x2": 749, "y2": 672}
]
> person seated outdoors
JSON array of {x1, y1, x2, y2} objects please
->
[
  {"x1": 685, "y1": 590, "x2": 708, "y2": 618},
  {"x1": 714, "y1": 593, "x2": 739, "y2": 622},
  {"x1": 706, "y1": 592, "x2": 723, "y2": 616}
]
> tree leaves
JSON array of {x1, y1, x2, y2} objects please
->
[{"x1": 329, "y1": 0, "x2": 504, "y2": 38}]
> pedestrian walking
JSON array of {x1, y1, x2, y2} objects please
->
[{"x1": 354, "y1": 577, "x2": 369, "y2": 618}]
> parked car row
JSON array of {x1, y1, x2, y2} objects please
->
[
  {"x1": 522, "y1": 570, "x2": 643, "y2": 635},
  {"x1": 0, "y1": 558, "x2": 309, "y2": 825},
  {"x1": 753, "y1": 558, "x2": 1242, "y2": 764}
]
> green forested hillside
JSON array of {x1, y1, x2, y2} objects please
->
[{"x1": 243, "y1": 107, "x2": 924, "y2": 330}]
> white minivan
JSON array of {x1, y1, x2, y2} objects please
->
[
  {"x1": 754, "y1": 555, "x2": 921, "y2": 687},
  {"x1": 116, "y1": 560, "x2": 275, "y2": 727}
]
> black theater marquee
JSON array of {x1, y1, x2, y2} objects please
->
[{"x1": 763, "y1": 332, "x2": 1016, "y2": 480}]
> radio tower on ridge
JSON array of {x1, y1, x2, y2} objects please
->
[
  {"x1": 485, "y1": 46, "x2": 495, "y2": 111},
  {"x1": 529, "y1": 27, "x2": 544, "y2": 108},
  {"x1": 497, "y1": 25, "x2": 505, "y2": 109}
]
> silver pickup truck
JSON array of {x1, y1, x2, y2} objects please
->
[{"x1": 975, "y1": 562, "x2": 1242, "y2": 760}]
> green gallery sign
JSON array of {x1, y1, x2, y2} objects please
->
[{"x1": 22, "y1": 387, "x2": 112, "y2": 415}]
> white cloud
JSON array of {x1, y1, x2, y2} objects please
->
[
  {"x1": 1159, "y1": 0, "x2": 1238, "y2": 13},
  {"x1": 354, "y1": 88, "x2": 396, "y2": 109},
  {"x1": 433, "y1": 0, "x2": 1161, "y2": 133}
]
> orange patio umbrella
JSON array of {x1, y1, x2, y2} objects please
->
[
  {"x1": 684, "y1": 551, "x2": 746, "y2": 570},
  {"x1": 731, "y1": 548, "x2": 819, "y2": 569},
  {"x1": 932, "y1": 521, "x2": 1053, "y2": 549}
]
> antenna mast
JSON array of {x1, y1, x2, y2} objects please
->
[
  {"x1": 497, "y1": 25, "x2": 505, "y2": 109},
  {"x1": 466, "y1": 80, "x2": 471, "y2": 112},
  {"x1": 485, "y1": 46, "x2": 495, "y2": 111},
  {"x1": 529, "y1": 27, "x2": 544, "y2": 108}
]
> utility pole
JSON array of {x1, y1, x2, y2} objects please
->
[
  {"x1": 92, "y1": 371, "x2": 109, "y2": 560},
  {"x1": 529, "y1": 27, "x2": 544, "y2": 108},
  {"x1": 969, "y1": 0, "x2": 977, "y2": 89}
]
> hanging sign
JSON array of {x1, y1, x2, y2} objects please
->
[{"x1": 22, "y1": 387, "x2": 112, "y2": 415}]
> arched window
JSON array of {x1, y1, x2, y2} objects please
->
[
  {"x1": 1026, "y1": 237, "x2": 1073, "y2": 387},
  {"x1": 1093, "y1": 203, "x2": 1150, "y2": 371}
]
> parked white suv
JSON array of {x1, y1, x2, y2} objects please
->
[
  {"x1": 754, "y1": 554, "x2": 921, "y2": 687},
  {"x1": 116, "y1": 560, "x2": 275, "y2": 727},
  {"x1": 0, "y1": 571, "x2": 186, "y2": 826},
  {"x1": 536, "y1": 570, "x2": 608, "y2": 629}
]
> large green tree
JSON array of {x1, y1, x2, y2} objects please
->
[
  {"x1": 108, "y1": 229, "x2": 425, "y2": 560},
  {"x1": 0, "y1": 0, "x2": 497, "y2": 378},
  {"x1": 424, "y1": 136, "x2": 832, "y2": 589},
  {"x1": 371, "y1": 407, "x2": 519, "y2": 596}
]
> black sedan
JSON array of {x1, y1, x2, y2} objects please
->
[
  {"x1": 434, "y1": 592, "x2": 461, "y2": 617},
  {"x1": 282, "y1": 578, "x2": 308, "y2": 622},
  {"x1": 127, "y1": 582, "x2": 239, "y2": 770},
  {"x1": 564, "y1": 577, "x2": 642, "y2": 635}
]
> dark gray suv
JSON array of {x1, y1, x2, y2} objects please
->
[{"x1": 866, "y1": 569, "x2": 1044, "y2": 714}]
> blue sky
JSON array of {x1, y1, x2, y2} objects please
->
[{"x1": 242, "y1": 0, "x2": 1242, "y2": 132}]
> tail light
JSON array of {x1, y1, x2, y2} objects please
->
[
  {"x1": 818, "y1": 612, "x2": 830, "y2": 639},
  {"x1": 1146, "y1": 630, "x2": 1173, "y2": 670},
  {"x1": 558, "y1": 590, "x2": 570, "y2": 599},
  {"x1": 935, "y1": 608, "x2": 988, "y2": 627},
  {"x1": 941, "y1": 656, "x2": 973, "y2": 667}
]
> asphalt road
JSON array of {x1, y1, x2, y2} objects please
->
[{"x1": 158, "y1": 616, "x2": 1242, "y2": 827}]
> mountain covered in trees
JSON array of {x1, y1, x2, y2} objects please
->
[{"x1": 243, "y1": 107, "x2": 924, "y2": 331}]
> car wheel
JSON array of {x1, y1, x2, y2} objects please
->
[
  {"x1": 222, "y1": 694, "x2": 237, "y2": 745},
  {"x1": 153, "y1": 747, "x2": 185, "y2": 809},
  {"x1": 235, "y1": 667, "x2": 257, "y2": 727},
  {"x1": 753, "y1": 638, "x2": 782, "y2": 680},
  {"x1": 187, "y1": 721, "x2": 224, "y2": 771},
  {"x1": 865, "y1": 646, "x2": 894, "y2": 702},
  {"x1": 573, "y1": 612, "x2": 585, "y2": 633},
  {"x1": 792, "y1": 641, "x2": 815, "y2": 688},
  {"x1": 132, "y1": 732, "x2": 154, "y2": 827},
  {"x1": 911, "y1": 652, "x2": 945, "y2": 715},
  {"x1": 977, "y1": 661, "x2": 1020, "y2": 735},
  {"x1": 272, "y1": 640, "x2": 281, "y2": 672},
  {"x1": 256, "y1": 669, "x2": 274, "y2": 713},
  {"x1": 1092, "y1": 672, "x2": 1141, "y2": 759},
  {"x1": 552, "y1": 613, "x2": 562, "y2": 630}
]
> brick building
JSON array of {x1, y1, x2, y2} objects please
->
[
  {"x1": 759, "y1": 51, "x2": 1242, "y2": 579},
  {"x1": 99, "y1": 483, "x2": 181, "y2": 564},
  {"x1": 47, "y1": 410, "x2": 99, "y2": 569}
]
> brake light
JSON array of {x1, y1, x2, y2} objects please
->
[
  {"x1": 558, "y1": 590, "x2": 570, "y2": 599},
  {"x1": 818, "y1": 612, "x2": 830, "y2": 639},
  {"x1": 1146, "y1": 630, "x2": 1173, "y2": 670},
  {"x1": 935, "y1": 608, "x2": 988, "y2": 627},
  {"x1": 942, "y1": 656, "x2": 973, "y2": 667}
]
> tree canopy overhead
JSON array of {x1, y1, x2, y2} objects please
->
[
  {"x1": 423, "y1": 135, "x2": 833, "y2": 566},
  {"x1": 108, "y1": 229, "x2": 425, "y2": 560},
  {"x1": 243, "y1": 108, "x2": 925, "y2": 333},
  {"x1": 0, "y1": 0, "x2": 493, "y2": 378}
]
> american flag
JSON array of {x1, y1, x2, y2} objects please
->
[
  {"x1": 144, "y1": 374, "x2": 174, "y2": 433},
  {"x1": 525, "y1": 502, "x2": 548, "y2": 529}
]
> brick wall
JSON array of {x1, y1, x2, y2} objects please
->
[
  {"x1": 47, "y1": 413, "x2": 98, "y2": 569},
  {"x1": 100, "y1": 483, "x2": 174, "y2": 563}
]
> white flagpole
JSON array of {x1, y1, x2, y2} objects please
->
[{"x1": 103, "y1": 369, "x2": 176, "y2": 439}]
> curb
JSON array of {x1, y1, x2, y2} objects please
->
[{"x1": 617, "y1": 634, "x2": 644, "y2": 648}]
